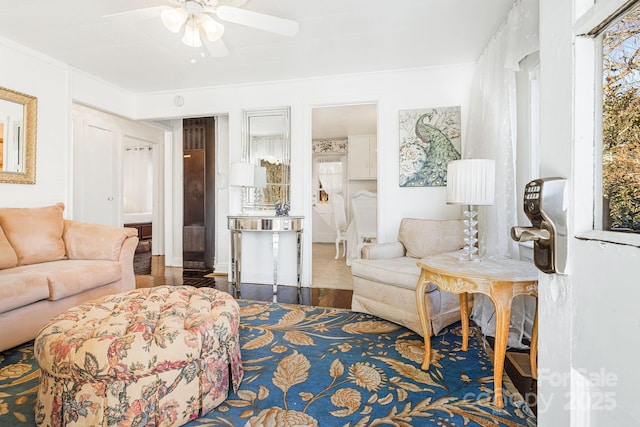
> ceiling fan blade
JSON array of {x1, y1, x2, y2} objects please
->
[
  {"x1": 214, "y1": 5, "x2": 299, "y2": 37},
  {"x1": 204, "y1": 38, "x2": 229, "y2": 58},
  {"x1": 101, "y1": 5, "x2": 167, "y2": 20}
]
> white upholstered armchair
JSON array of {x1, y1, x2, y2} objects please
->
[{"x1": 350, "y1": 218, "x2": 466, "y2": 336}]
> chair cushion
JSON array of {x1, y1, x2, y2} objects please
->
[
  {"x1": 0, "y1": 203, "x2": 66, "y2": 266},
  {"x1": 398, "y1": 218, "x2": 465, "y2": 259},
  {"x1": 351, "y1": 256, "x2": 437, "y2": 292}
]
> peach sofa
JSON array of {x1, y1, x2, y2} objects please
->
[
  {"x1": 0, "y1": 203, "x2": 138, "y2": 352},
  {"x1": 351, "y1": 218, "x2": 466, "y2": 337}
]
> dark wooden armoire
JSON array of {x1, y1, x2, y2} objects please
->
[{"x1": 183, "y1": 117, "x2": 216, "y2": 273}]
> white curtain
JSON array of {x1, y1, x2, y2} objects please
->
[
  {"x1": 250, "y1": 136, "x2": 285, "y2": 164},
  {"x1": 317, "y1": 158, "x2": 343, "y2": 196},
  {"x1": 123, "y1": 146, "x2": 153, "y2": 214},
  {"x1": 464, "y1": 0, "x2": 539, "y2": 349}
]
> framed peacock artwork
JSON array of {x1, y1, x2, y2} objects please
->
[{"x1": 399, "y1": 106, "x2": 461, "y2": 187}]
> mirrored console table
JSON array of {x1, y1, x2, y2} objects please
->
[{"x1": 228, "y1": 215, "x2": 304, "y2": 302}]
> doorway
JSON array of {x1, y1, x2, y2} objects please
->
[
  {"x1": 310, "y1": 104, "x2": 377, "y2": 289},
  {"x1": 72, "y1": 103, "x2": 165, "y2": 243},
  {"x1": 182, "y1": 117, "x2": 217, "y2": 274}
]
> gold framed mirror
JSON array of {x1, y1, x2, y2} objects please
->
[{"x1": 0, "y1": 87, "x2": 37, "y2": 184}]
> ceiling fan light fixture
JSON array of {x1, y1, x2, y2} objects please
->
[
  {"x1": 161, "y1": 7, "x2": 187, "y2": 33},
  {"x1": 215, "y1": 6, "x2": 237, "y2": 22},
  {"x1": 153, "y1": 0, "x2": 299, "y2": 55},
  {"x1": 199, "y1": 14, "x2": 224, "y2": 42},
  {"x1": 182, "y1": 17, "x2": 202, "y2": 47}
]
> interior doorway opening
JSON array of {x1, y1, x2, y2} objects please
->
[
  {"x1": 182, "y1": 117, "x2": 217, "y2": 274},
  {"x1": 310, "y1": 103, "x2": 378, "y2": 290}
]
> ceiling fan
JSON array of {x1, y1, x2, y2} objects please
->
[{"x1": 111, "y1": 0, "x2": 299, "y2": 57}]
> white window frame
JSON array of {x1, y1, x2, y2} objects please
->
[
  {"x1": 574, "y1": 0, "x2": 640, "y2": 247},
  {"x1": 515, "y1": 52, "x2": 541, "y2": 229}
]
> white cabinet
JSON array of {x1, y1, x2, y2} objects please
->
[{"x1": 348, "y1": 135, "x2": 377, "y2": 179}]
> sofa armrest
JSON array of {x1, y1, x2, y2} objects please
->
[
  {"x1": 63, "y1": 220, "x2": 138, "y2": 261},
  {"x1": 361, "y1": 241, "x2": 406, "y2": 260},
  {"x1": 118, "y1": 232, "x2": 139, "y2": 290}
]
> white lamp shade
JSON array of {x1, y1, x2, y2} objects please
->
[
  {"x1": 446, "y1": 159, "x2": 495, "y2": 206},
  {"x1": 182, "y1": 17, "x2": 202, "y2": 47},
  {"x1": 230, "y1": 162, "x2": 255, "y2": 187},
  {"x1": 200, "y1": 14, "x2": 225, "y2": 41},
  {"x1": 254, "y1": 166, "x2": 267, "y2": 188},
  {"x1": 161, "y1": 7, "x2": 187, "y2": 33}
]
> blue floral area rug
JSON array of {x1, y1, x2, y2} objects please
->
[{"x1": 0, "y1": 300, "x2": 535, "y2": 426}]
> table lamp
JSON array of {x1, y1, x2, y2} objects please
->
[
  {"x1": 230, "y1": 162, "x2": 255, "y2": 214},
  {"x1": 253, "y1": 165, "x2": 267, "y2": 207},
  {"x1": 446, "y1": 159, "x2": 495, "y2": 261}
]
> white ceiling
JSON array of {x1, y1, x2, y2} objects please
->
[
  {"x1": 312, "y1": 104, "x2": 377, "y2": 140},
  {"x1": 0, "y1": 0, "x2": 516, "y2": 94}
]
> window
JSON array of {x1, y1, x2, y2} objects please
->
[
  {"x1": 315, "y1": 157, "x2": 344, "y2": 203},
  {"x1": 600, "y1": 4, "x2": 640, "y2": 232},
  {"x1": 123, "y1": 145, "x2": 153, "y2": 215},
  {"x1": 515, "y1": 52, "x2": 541, "y2": 228}
]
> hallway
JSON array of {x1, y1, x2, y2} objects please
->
[{"x1": 311, "y1": 242, "x2": 353, "y2": 290}]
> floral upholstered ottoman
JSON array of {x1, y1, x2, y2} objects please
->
[{"x1": 34, "y1": 285, "x2": 243, "y2": 426}]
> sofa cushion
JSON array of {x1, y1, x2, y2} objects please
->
[
  {"x1": 0, "y1": 226, "x2": 18, "y2": 269},
  {"x1": 64, "y1": 220, "x2": 138, "y2": 261},
  {"x1": 398, "y1": 218, "x2": 465, "y2": 259},
  {"x1": 18, "y1": 260, "x2": 122, "y2": 301},
  {"x1": 0, "y1": 203, "x2": 66, "y2": 266},
  {"x1": 351, "y1": 256, "x2": 437, "y2": 292},
  {"x1": 0, "y1": 270, "x2": 49, "y2": 312}
]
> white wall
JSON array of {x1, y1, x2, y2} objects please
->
[
  {"x1": 215, "y1": 116, "x2": 230, "y2": 273},
  {"x1": 130, "y1": 66, "x2": 470, "y2": 283},
  {"x1": 0, "y1": 38, "x2": 72, "y2": 210},
  {"x1": 0, "y1": 35, "x2": 470, "y2": 285},
  {"x1": 539, "y1": 0, "x2": 640, "y2": 424},
  {"x1": 71, "y1": 70, "x2": 134, "y2": 119}
]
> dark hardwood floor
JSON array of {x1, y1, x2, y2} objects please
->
[{"x1": 135, "y1": 255, "x2": 353, "y2": 309}]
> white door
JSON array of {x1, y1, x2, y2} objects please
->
[
  {"x1": 72, "y1": 108, "x2": 119, "y2": 225},
  {"x1": 85, "y1": 125, "x2": 116, "y2": 225},
  {"x1": 72, "y1": 104, "x2": 165, "y2": 232}
]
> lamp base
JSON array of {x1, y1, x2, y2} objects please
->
[
  {"x1": 459, "y1": 205, "x2": 480, "y2": 262},
  {"x1": 458, "y1": 252, "x2": 482, "y2": 262}
]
